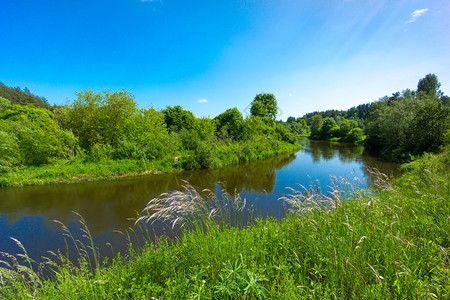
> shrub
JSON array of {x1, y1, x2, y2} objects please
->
[
  {"x1": 0, "y1": 130, "x2": 20, "y2": 172},
  {"x1": 86, "y1": 143, "x2": 114, "y2": 162},
  {"x1": 344, "y1": 128, "x2": 363, "y2": 142}
]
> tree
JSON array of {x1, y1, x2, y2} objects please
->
[
  {"x1": 339, "y1": 119, "x2": 358, "y2": 137},
  {"x1": 0, "y1": 84, "x2": 52, "y2": 110},
  {"x1": 320, "y1": 117, "x2": 337, "y2": 139},
  {"x1": 163, "y1": 105, "x2": 197, "y2": 132},
  {"x1": 0, "y1": 104, "x2": 73, "y2": 165},
  {"x1": 441, "y1": 95, "x2": 450, "y2": 107},
  {"x1": 406, "y1": 97, "x2": 450, "y2": 154},
  {"x1": 286, "y1": 116, "x2": 295, "y2": 123},
  {"x1": 344, "y1": 128, "x2": 363, "y2": 143},
  {"x1": 0, "y1": 96, "x2": 10, "y2": 113},
  {"x1": 214, "y1": 107, "x2": 244, "y2": 140},
  {"x1": 0, "y1": 130, "x2": 20, "y2": 172},
  {"x1": 58, "y1": 89, "x2": 139, "y2": 148},
  {"x1": 417, "y1": 73, "x2": 441, "y2": 97},
  {"x1": 250, "y1": 93, "x2": 278, "y2": 120},
  {"x1": 310, "y1": 115, "x2": 322, "y2": 139}
]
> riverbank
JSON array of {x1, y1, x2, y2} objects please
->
[
  {"x1": 0, "y1": 139, "x2": 301, "y2": 187},
  {"x1": 1, "y1": 147, "x2": 448, "y2": 298}
]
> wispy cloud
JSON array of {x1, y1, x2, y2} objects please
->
[
  {"x1": 406, "y1": 9, "x2": 428, "y2": 24},
  {"x1": 197, "y1": 98, "x2": 208, "y2": 103}
]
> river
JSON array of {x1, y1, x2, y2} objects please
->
[{"x1": 0, "y1": 139, "x2": 400, "y2": 264}]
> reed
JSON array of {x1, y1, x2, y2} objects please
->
[{"x1": 0, "y1": 148, "x2": 449, "y2": 299}]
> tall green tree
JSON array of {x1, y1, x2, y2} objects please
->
[
  {"x1": 320, "y1": 117, "x2": 338, "y2": 139},
  {"x1": 214, "y1": 107, "x2": 244, "y2": 140},
  {"x1": 365, "y1": 76, "x2": 450, "y2": 159},
  {"x1": 310, "y1": 115, "x2": 323, "y2": 139},
  {"x1": 250, "y1": 93, "x2": 278, "y2": 120},
  {"x1": 417, "y1": 73, "x2": 441, "y2": 97},
  {"x1": 162, "y1": 105, "x2": 197, "y2": 132},
  {"x1": 57, "y1": 89, "x2": 138, "y2": 148}
]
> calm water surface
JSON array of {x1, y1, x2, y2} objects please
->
[{"x1": 0, "y1": 140, "x2": 400, "y2": 263}]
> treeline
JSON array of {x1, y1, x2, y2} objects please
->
[
  {"x1": 0, "y1": 90, "x2": 299, "y2": 178},
  {"x1": 0, "y1": 82, "x2": 53, "y2": 110},
  {"x1": 365, "y1": 74, "x2": 450, "y2": 159},
  {"x1": 281, "y1": 74, "x2": 450, "y2": 159}
]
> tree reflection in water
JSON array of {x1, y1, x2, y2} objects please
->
[{"x1": 0, "y1": 139, "x2": 400, "y2": 264}]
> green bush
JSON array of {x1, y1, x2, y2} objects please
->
[
  {"x1": 194, "y1": 140, "x2": 218, "y2": 168},
  {"x1": 275, "y1": 124, "x2": 296, "y2": 144},
  {"x1": 179, "y1": 129, "x2": 201, "y2": 150},
  {"x1": 0, "y1": 130, "x2": 20, "y2": 172},
  {"x1": 344, "y1": 127, "x2": 363, "y2": 142},
  {"x1": 113, "y1": 139, "x2": 147, "y2": 160},
  {"x1": 86, "y1": 143, "x2": 114, "y2": 162},
  {"x1": 180, "y1": 154, "x2": 201, "y2": 170}
]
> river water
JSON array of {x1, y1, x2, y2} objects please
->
[{"x1": 0, "y1": 139, "x2": 400, "y2": 264}]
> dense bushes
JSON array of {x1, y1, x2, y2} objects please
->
[
  {"x1": 0, "y1": 104, "x2": 76, "y2": 168},
  {"x1": 365, "y1": 90, "x2": 450, "y2": 159},
  {"x1": 307, "y1": 114, "x2": 363, "y2": 142},
  {"x1": 0, "y1": 90, "x2": 300, "y2": 186}
]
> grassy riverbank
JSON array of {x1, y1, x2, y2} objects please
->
[
  {"x1": 0, "y1": 139, "x2": 300, "y2": 187},
  {"x1": 1, "y1": 147, "x2": 449, "y2": 299}
]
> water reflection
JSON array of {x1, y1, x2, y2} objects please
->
[
  {"x1": 0, "y1": 140, "x2": 400, "y2": 262},
  {"x1": 0, "y1": 154, "x2": 297, "y2": 234}
]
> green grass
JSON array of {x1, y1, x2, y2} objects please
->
[
  {"x1": 1, "y1": 148, "x2": 449, "y2": 299},
  {"x1": 0, "y1": 139, "x2": 301, "y2": 187}
]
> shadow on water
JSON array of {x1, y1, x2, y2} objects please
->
[{"x1": 0, "y1": 139, "x2": 400, "y2": 264}]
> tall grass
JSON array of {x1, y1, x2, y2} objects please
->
[
  {"x1": 0, "y1": 149, "x2": 449, "y2": 299},
  {"x1": 0, "y1": 139, "x2": 301, "y2": 187}
]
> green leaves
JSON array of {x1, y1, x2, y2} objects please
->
[
  {"x1": 60, "y1": 89, "x2": 139, "y2": 148},
  {"x1": 365, "y1": 89, "x2": 450, "y2": 159},
  {"x1": 250, "y1": 93, "x2": 278, "y2": 120},
  {"x1": 0, "y1": 105, "x2": 74, "y2": 166}
]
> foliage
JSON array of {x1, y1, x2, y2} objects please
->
[
  {"x1": 281, "y1": 118, "x2": 309, "y2": 135},
  {"x1": 339, "y1": 119, "x2": 358, "y2": 137},
  {"x1": 214, "y1": 107, "x2": 245, "y2": 140},
  {"x1": 0, "y1": 82, "x2": 52, "y2": 110},
  {"x1": 0, "y1": 130, "x2": 20, "y2": 173},
  {"x1": 365, "y1": 84, "x2": 450, "y2": 159},
  {"x1": 0, "y1": 105, "x2": 74, "y2": 166},
  {"x1": 163, "y1": 105, "x2": 197, "y2": 132},
  {"x1": 250, "y1": 93, "x2": 278, "y2": 120},
  {"x1": 0, "y1": 96, "x2": 11, "y2": 113},
  {"x1": 0, "y1": 90, "x2": 302, "y2": 186},
  {"x1": 310, "y1": 114, "x2": 323, "y2": 139},
  {"x1": 274, "y1": 123, "x2": 296, "y2": 143},
  {"x1": 57, "y1": 89, "x2": 139, "y2": 148},
  {"x1": 195, "y1": 117, "x2": 216, "y2": 140},
  {"x1": 343, "y1": 127, "x2": 363, "y2": 142},
  {"x1": 1, "y1": 150, "x2": 449, "y2": 298},
  {"x1": 320, "y1": 117, "x2": 337, "y2": 139},
  {"x1": 417, "y1": 73, "x2": 442, "y2": 97}
]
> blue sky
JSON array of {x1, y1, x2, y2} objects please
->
[{"x1": 1, "y1": 0, "x2": 449, "y2": 119}]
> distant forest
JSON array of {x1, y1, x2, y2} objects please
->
[
  {"x1": 280, "y1": 73, "x2": 450, "y2": 159},
  {"x1": 0, "y1": 82, "x2": 54, "y2": 110}
]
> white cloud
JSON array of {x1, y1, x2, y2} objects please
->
[
  {"x1": 197, "y1": 98, "x2": 208, "y2": 103},
  {"x1": 406, "y1": 9, "x2": 429, "y2": 24},
  {"x1": 288, "y1": 93, "x2": 293, "y2": 97}
]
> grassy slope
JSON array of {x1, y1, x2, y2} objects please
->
[
  {"x1": 1, "y1": 148, "x2": 449, "y2": 299},
  {"x1": 0, "y1": 140, "x2": 300, "y2": 187}
]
